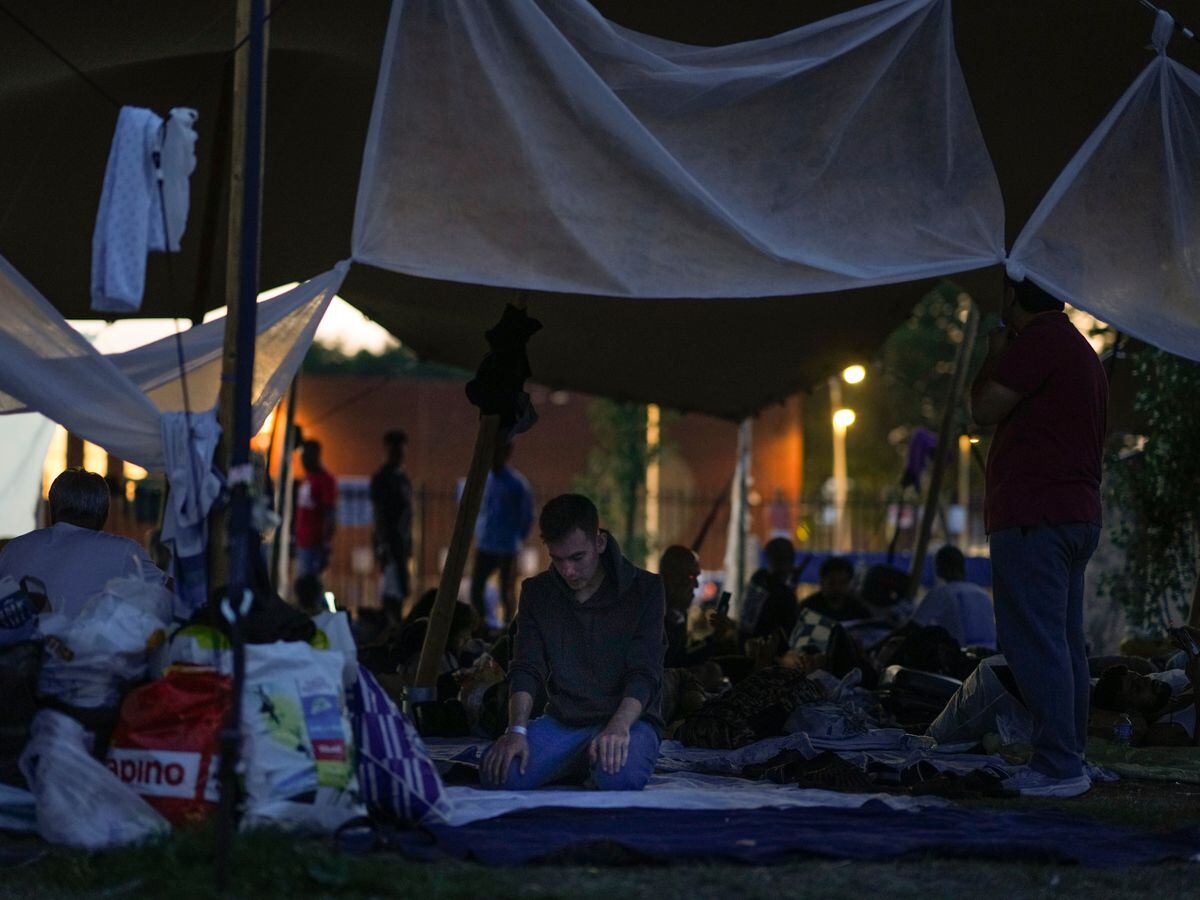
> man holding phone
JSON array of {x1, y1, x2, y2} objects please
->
[
  {"x1": 481, "y1": 494, "x2": 665, "y2": 791},
  {"x1": 971, "y1": 269, "x2": 1108, "y2": 797}
]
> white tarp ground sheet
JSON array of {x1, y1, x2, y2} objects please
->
[
  {"x1": 353, "y1": 0, "x2": 1004, "y2": 298},
  {"x1": 438, "y1": 771, "x2": 944, "y2": 827},
  {"x1": 1009, "y1": 11, "x2": 1200, "y2": 361},
  {"x1": 0, "y1": 414, "x2": 55, "y2": 539}
]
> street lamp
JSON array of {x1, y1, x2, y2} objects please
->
[
  {"x1": 828, "y1": 365, "x2": 866, "y2": 553},
  {"x1": 831, "y1": 405, "x2": 856, "y2": 552}
]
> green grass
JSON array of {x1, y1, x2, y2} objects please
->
[{"x1": 2, "y1": 780, "x2": 1198, "y2": 900}]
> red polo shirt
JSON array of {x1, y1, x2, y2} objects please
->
[
  {"x1": 984, "y1": 312, "x2": 1108, "y2": 534},
  {"x1": 295, "y1": 467, "x2": 338, "y2": 549}
]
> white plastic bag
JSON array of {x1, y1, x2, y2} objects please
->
[
  {"x1": 38, "y1": 576, "x2": 174, "y2": 709},
  {"x1": 19, "y1": 710, "x2": 169, "y2": 849},
  {"x1": 312, "y1": 611, "x2": 358, "y2": 689},
  {"x1": 240, "y1": 641, "x2": 364, "y2": 834}
]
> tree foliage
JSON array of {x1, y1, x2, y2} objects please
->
[
  {"x1": 1101, "y1": 347, "x2": 1200, "y2": 632},
  {"x1": 573, "y1": 399, "x2": 670, "y2": 562},
  {"x1": 301, "y1": 342, "x2": 468, "y2": 379}
]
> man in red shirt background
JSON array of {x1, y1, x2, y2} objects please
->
[
  {"x1": 971, "y1": 270, "x2": 1108, "y2": 798},
  {"x1": 294, "y1": 439, "x2": 339, "y2": 580}
]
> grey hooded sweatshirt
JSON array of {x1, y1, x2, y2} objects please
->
[{"x1": 507, "y1": 534, "x2": 665, "y2": 732}]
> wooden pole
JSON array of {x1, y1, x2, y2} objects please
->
[
  {"x1": 908, "y1": 297, "x2": 980, "y2": 598},
  {"x1": 210, "y1": 0, "x2": 269, "y2": 590},
  {"x1": 412, "y1": 413, "x2": 501, "y2": 689}
]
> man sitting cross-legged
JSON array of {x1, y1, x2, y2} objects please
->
[{"x1": 480, "y1": 494, "x2": 665, "y2": 791}]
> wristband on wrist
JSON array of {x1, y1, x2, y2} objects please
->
[{"x1": 506, "y1": 725, "x2": 528, "y2": 736}]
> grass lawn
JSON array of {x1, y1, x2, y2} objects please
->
[{"x1": 2, "y1": 779, "x2": 1197, "y2": 900}]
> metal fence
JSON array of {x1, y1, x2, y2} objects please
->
[{"x1": 103, "y1": 479, "x2": 984, "y2": 615}]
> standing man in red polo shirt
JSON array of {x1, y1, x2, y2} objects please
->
[
  {"x1": 295, "y1": 439, "x2": 339, "y2": 580},
  {"x1": 971, "y1": 269, "x2": 1107, "y2": 798}
]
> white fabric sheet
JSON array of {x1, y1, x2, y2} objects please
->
[
  {"x1": 354, "y1": 0, "x2": 1004, "y2": 298},
  {"x1": 0, "y1": 254, "x2": 345, "y2": 579},
  {"x1": 437, "y1": 771, "x2": 943, "y2": 827},
  {"x1": 0, "y1": 256, "x2": 347, "y2": 467},
  {"x1": 0, "y1": 414, "x2": 54, "y2": 539},
  {"x1": 1009, "y1": 12, "x2": 1200, "y2": 361}
]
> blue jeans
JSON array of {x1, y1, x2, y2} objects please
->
[
  {"x1": 990, "y1": 523, "x2": 1100, "y2": 779},
  {"x1": 296, "y1": 545, "x2": 329, "y2": 578},
  {"x1": 482, "y1": 716, "x2": 659, "y2": 791}
]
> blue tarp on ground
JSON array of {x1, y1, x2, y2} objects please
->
[{"x1": 402, "y1": 803, "x2": 1200, "y2": 867}]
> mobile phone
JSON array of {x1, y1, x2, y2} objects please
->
[{"x1": 715, "y1": 591, "x2": 731, "y2": 619}]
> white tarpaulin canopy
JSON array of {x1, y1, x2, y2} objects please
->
[
  {"x1": 1010, "y1": 11, "x2": 1200, "y2": 362},
  {"x1": 0, "y1": 257, "x2": 348, "y2": 469},
  {"x1": 354, "y1": 0, "x2": 1005, "y2": 299}
]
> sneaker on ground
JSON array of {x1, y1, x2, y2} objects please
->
[{"x1": 1002, "y1": 767, "x2": 1091, "y2": 798}]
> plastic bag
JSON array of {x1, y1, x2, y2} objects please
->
[
  {"x1": 240, "y1": 642, "x2": 364, "y2": 834},
  {"x1": 106, "y1": 668, "x2": 232, "y2": 826},
  {"x1": 312, "y1": 611, "x2": 358, "y2": 688},
  {"x1": 19, "y1": 710, "x2": 169, "y2": 848},
  {"x1": 38, "y1": 576, "x2": 174, "y2": 710},
  {"x1": 0, "y1": 576, "x2": 46, "y2": 647},
  {"x1": 927, "y1": 655, "x2": 1032, "y2": 745}
]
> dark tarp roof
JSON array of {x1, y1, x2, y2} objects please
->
[{"x1": 2, "y1": 1, "x2": 1196, "y2": 419}]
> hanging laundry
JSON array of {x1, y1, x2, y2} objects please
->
[{"x1": 90, "y1": 106, "x2": 198, "y2": 313}]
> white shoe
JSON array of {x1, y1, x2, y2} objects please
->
[{"x1": 1002, "y1": 767, "x2": 1091, "y2": 798}]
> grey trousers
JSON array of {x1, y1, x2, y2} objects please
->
[{"x1": 990, "y1": 522, "x2": 1101, "y2": 779}]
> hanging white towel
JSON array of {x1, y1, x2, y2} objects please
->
[
  {"x1": 90, "y1": 106, "x2": 198, "y2": 313},
  {"x1": 159, "y1": 107, "x2": 199, "y2": 252}
]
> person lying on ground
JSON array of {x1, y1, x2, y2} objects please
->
[
  {"x1": 480, "y1": 494, "x2": 664, "y2": 791},
  {"x1": 1090, "y1": 629, "x2": 1199, "y2": 747},
  {"x1": 0, "y1": 468, "x2": 166, "y2": 621}
]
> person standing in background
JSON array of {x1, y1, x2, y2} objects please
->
[
  {"x1": 371, "y1": 430, "x2": 413, "y2": 623},
  {"x1": 294, "y1": 439, "x2": 338, "y2": 578},
  {"x1": 470, "y1": 441, "x2": 534, "y2": 629},
  {"x1": 971, "y1": 272, "x2": 1107, "y2": 798}
]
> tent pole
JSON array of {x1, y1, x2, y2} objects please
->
[
  {"x1": 215, "y1": 0, "x2": 267, "y2": 890},
  {"x1": 411, "y1": 414, "x2": 501, "y2": 693},
  {"x1": 908, "y1": 297, "x2": 979, "y2": 598}
]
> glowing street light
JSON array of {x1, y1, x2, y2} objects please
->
[
  {"x1": 841, "y1": 364, "x2": 866, "y2": 385},
  {"x1": 833, "y1": 408, "x2": 857, "y2": 429}
]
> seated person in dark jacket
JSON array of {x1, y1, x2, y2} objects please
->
[
  {"x1": 739, "y1": 538, "x2": 800, "y2": 640},
  {"x1": 799, "y1": 556, "x2": 871, "y2": 622},
  {"x1": 481, "y1": 494, "x2": 665, "y2": 791},
  {"x1": 659, "y1": 545, "x2": 735, "y2": 668}
]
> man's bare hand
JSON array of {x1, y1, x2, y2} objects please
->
[
  {"x1": 706, "y1": 610, "x2": 734, "y2": 640},
  {"x1": 588, "y1": 725, "x2": 630, "y2": 775},
  {"x1": 481, "y1": 732, "x2": 528, "y2": 786}
]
